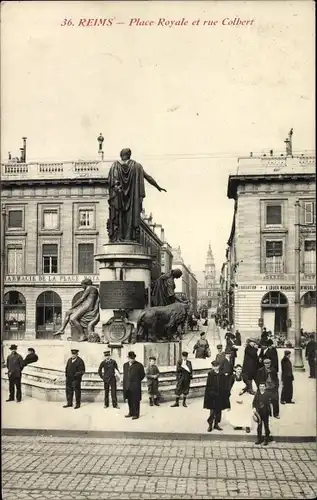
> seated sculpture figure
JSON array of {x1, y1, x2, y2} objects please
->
[{"x1": 54, "y1": 278, "x2": 100, "y2": 342}]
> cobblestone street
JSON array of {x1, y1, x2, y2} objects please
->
[{"x1": 2, "y1": 435, "x2": 316, "y2": 499}]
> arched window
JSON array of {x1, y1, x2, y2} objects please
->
[
  {"x1": 261, "y1": 291, "x2": 288, "y2": 308},
  {"x1": 36, "y1": 291, "x2": 62, "y2": 339},
  {"x1": 301, "y1": 291, "x2": 316, "y2": 308},
  {"x1": 4, "y1": 291, "x2": 26, "y2": 340}
]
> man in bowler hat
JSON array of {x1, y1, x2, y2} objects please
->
[
  {"x1": 123, "y1": 351, "x2": 145, "y2": 419},
  {"x1": 98, "y1": 350, "x2": 120, "y2": 409},
  {"x1": 6, "y1": 344, "x2": 24, "y2": 402},
  {"x1": 64, "y1": 349, "x2": 85, "y2": 409}
]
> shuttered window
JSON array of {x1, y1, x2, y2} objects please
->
[
  {"x1": 78, "y1": 243, "x2": 94, "y2": 273},
  {"x1": 266, "y1": 205, "x2": 282, "y2": 225}
]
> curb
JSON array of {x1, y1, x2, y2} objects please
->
[{"x1": 2, "y1": 428, "x2": 316, "y2": 442}]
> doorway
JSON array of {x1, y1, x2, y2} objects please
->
[{"x1": 261, "y1": 291, "x2": 288, "y2": 335}]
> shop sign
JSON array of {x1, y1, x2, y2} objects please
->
[
  {"x1": 5, "y1": 274, "x2": 100, "y2": 285},
  {"x1": 238, "y1": 284, "x2": 316, "y2": 291}
]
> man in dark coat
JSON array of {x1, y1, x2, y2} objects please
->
[
  {"x1": 281, "y1": 350, "x2": 294, "y2": 404},
  {"x1": 258, "y1": 339, "x2": 278, "y2": 371},
  {"x1": 305, "y1": 334, "x2": 316, "y2": 378},
  {"x1": 215, "y1": 344, "x2": 226, "y2": 367},
  {"x1": 6, "y1": 344, "x2": 24, "y2": 403},
  {"x1": 203, "y1": 361, "x2": 227, "y2": 431},
  {"x1": 219, "y1": 348, "x2": 234, "y2": 409},
  {"x1": 242, "y1": 339, "x2": 259, "y2": 395},
  {"x1": 252, "y1": 382, "x2": 272, "y2": 445},
  {"x1": 123, "y1": 351, "x2": 145, "y2": 419},
  {"x1": 257, "y1": 358, "x2": 280, "y2": 418},
  {"x1": 98, "y1": 350, "x2": 120, "y2": 409},
  {"x1": 63, "y1": 349, "x2": 85, "y2": 409},
  {"x1": 23, "y1": 348, "x2": 39, "y2": 367},
  {"x1": 171, "y1": 351, "x2": 193, "y2": 407}
]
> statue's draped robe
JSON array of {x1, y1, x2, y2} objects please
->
[
  {"x1": 70, "y1": 287, "x2": 100, "y2": 329},
  {"x1": 107, "y1": 160, "x2": 146, "y2": 242},
  {"x1": 151, "y1": 271, "x2": 176, "y2": 307}
]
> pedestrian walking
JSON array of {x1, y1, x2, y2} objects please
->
[
  {"x1": 146, "y1": 356, "x2": 160, "y2": 406},
  {"x1": 193, "y1": 332, "x2": 211, "y2": 359},
  {"x1": 23, "y1": 347, "x2": 39, "y2": 367},
  {"x1": 257, "y1": 358, "x2": 280, "y2": 418},
  {"x1": 305, "y1": 334, "x2": 316, "y2": 378},
  {"x1": 242, "y1": 339, "x2": 259, "y2": 394},
  {"x1": 98, "y1": 350, "x2": 120, "y2": 409},
  {"x1": 203, "y1": 361, "x2": 227, "y2": 432},
  {"x1": 123, "y1": 351, "x2": 145, "y2": 420},
  {"x1": 6, "y1": 344, "x2": 24, "y2": 403},
  {"x1": 171, "y1": 351, "x2": 193, "y2": 408},
  {"x1": 215, "y1": 344, "x2": 226, "y2": 367},
  {"x1": 63, "y1": 349, "x2": 85, "y2": 409},
  {"x1": 226, "y1": 364, "x2": 253, "y2": 433},
  {"x1": 252, "y1": 382, "x2": 273, "y2": 445},
  {"x1": 281, "y1": 350, "x2": 295, "y2": 404},
  {"x1": 267, "y1": 339, "x2": 279, "y2": 372}
]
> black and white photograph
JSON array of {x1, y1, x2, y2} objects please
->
[{"x1": 1, "y1": 1, "x2": 316, "y2": 499}]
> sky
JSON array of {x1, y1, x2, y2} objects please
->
[{"x1": 1, "y1": 1, "x2": 315, "y2": 276}]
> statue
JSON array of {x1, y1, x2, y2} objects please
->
[
  {"x1": 136, "y1": 302, "x2": 189, "y2": 342},
  {"x1": 151, "y1": 269, "x2": 184, "y2": 307},
  {"x1": 107, "y1": 148, "x2": 167, "y2": 243},
  {"x1": 54, "y1": 278, "x2": 100, "y2": 342}
]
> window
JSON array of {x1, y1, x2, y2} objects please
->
[
  {"x1": 8, "y1": 210, "x2": 23, "y2": 229},
  {"x1": 266, "y1": 205, "x2": 282, "y2": 225},
  {"x1": 304, "y1": 240, "x2": 316, "y2": 274},
  {"x1": 304, "y1": 202, "x2": 316, "y2": 225},
  {"x1": 78, "y1": 243, "x2": 94, "y2": 273},
  {"x1": 4, "y1": 291, "x2": 26, "y2": 340},
  {"x1": 36, "y1": 291, "x2": 62, "y2": 339},
  {"x1": 79, "y1": 209, "x2": 94, "y2": 228},
  {"x1": 265, "y1": 241, "x2": 284, "y2": 273},
  {"x1": 42, "y1": 244, "x2": 58, "y2": 274},
  {"x1": 7, "y1": 246, "x2": 23, "y2": 274},
  {"x1": 43, "y1": 209, "x2": 59, "y2": 230}
]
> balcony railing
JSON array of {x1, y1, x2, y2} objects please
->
[
  {"x1": 265, "y1": 260, "x2": 284, "y2": 274},
  {"x1": 1, "y1": 160, "x2": 112, "y2": 181},
  {"x1": 304, "y1": 262, "x2": 316, "y2": 274}
]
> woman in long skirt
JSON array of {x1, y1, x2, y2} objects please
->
[{"x1": 226, "y1": 364, "x2": 253, "y2": 433}]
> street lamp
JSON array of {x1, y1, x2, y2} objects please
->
[{"x1": 294, "y1": 200, "x2": 305, "y2": 371}]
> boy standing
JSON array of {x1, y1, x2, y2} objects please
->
[
  {"x1": 98, "y1": 350, "x2": 120, "y2": 409},
  {"x1": 252, "y1": 382, "x2": 272, "y2": 445},
  {"x1": 146, "y1": 356, "x2": 160, "y2": 406}
]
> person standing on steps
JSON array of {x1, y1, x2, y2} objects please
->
[
  {"x1": 203, "y1": 361, "x2": 226, "y2": 432},
  {"x1": 193, "y1": 332, "x2": 211, "y2": 359},
  {"x1": 256, "y1": 358, "x2": 280, "y2": 419},
  {"x1": 63, "y1": 349, "x2": 85, "y2": 409},
  {"x1": 6, "y1": 344, "x2": 24, "y2": 403},
  {"x1": 98, "y1": 350, "x2": 120, "y2": 409},
  {"x1": 146, "y1": 356, "x2": 160, "y2": 406},
  {"x1": 123, "y1": 351, "x2": 145, "y2": 420},
  {"x1": 252, "y1": 382, "x2": 272, "y2": 446},
  {"x1": 242, "y1": 339, "x2": 259, "y2": 395},
  {"x1": 171, "y1": 351, "x2": 192, "y2": 408}
]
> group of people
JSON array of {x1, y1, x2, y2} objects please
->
[{"x1": 5, "y1": 344, "x2": 38, "y2": 403}]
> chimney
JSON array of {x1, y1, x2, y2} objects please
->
[
  {"x1": 8, "y1": 152, "x2": 11, "y2": 160},
  {"x1": 250, "y1": 152, "x2": 253, "y2": 157},
  {"x1": 284, "y1": 128, "x2": 293, "y2": 156},
  {"x1": 270, "y1": 149, "x2": 273, "y2": 156},
  {"x1": 22, "y1": 137, "x2": 27, "y2": 162},
  {"x1": 161, "y1": 227, "x2": 165, "y2": 243},
  {"x1": 20, "y1": 148, "x2": 24, "y2": 163}
]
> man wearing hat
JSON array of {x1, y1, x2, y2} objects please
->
[
  {"x1": 203, "y1": 361, "x2": 226, "y2": 431},
  {"x1": 257, "y1": 358, "x2": 280, "y2": 418},
  {"x1": 122, "y1": 351, "x2": 145, "y2": 419},
  {"x1": 6, "y1": 345, "x2": 24, "y2": 402},
  {"x1": 252, "y1": 382, "x2": 272, "y2": 445},
  {"x1": 98, "y1": 350, "x2": 120, "y2": 409},
  {"x1": 171, "y1": 351, "x2": 193, "y2": 407},
  {"x1": 281, "y1": 350, "x2": 294, "y2": 404},
  {"x1": 215, "y1": 344, "x2": 226, "y2": 367},
  {"x1": 64, "y1": 349, "x2": 86, "y2": 409},
  {"x1": 242, "y1": 339, "x2": 259, "y2": 395},
  {"x1": 219, "y1": 348, "x2": 234, "y2": 409}
]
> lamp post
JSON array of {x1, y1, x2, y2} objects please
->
[
  {"x1": 1, "y1": 205, "x2": 6, "y2": 366},
  {"x1": 294, "y1": 200, "x2": 305, "y2": 371}
]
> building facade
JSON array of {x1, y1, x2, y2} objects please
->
[
  {"x1": 219, "y1": 151, "x2": 316, "y2": 341},
  {"x1": 197, "y1": 244, "x2": 220, "y2": 315},
  {"x1": 172, "y1": 246, "x2": 198, "y2": 310},
  {"x1": 152, "y1": 223, "x2": 173, "y2": 274},
  {"x1": 1, "y1": 159, "x2": 163, "y2": 340}
]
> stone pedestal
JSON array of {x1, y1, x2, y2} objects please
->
[{"x1": 95, "y1": 242, "x2": 153, "y2": 343}]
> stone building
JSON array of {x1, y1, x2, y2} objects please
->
[
  {"x1": 219, "y1": 141, "x2": 316, "y2": 341},
  {"x1": 172, "y1": 246, "x2": 198, "y2": 310},
  {"x1": 1, "y1": 157, "x2": 163, "y2": 340},
  {"x1": 152, "y1": 223, "x2": 173, "y2": 274},
  {"x1": 196, "y1": 244, "x2": 220, "y2": 315}
]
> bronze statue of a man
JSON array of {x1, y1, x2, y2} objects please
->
[
  {"x1": 54, "y1": 278, "x2": 100, "y2": 341},
  {"x1": 107, "y1": 148, "x2": 167, "y2": 242},
  {"x1": 151, "y1": 269, "x2": 184, "y2": 307}
]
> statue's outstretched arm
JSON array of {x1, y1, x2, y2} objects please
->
[{"x1": 143, "y1": 170, "x2": 167, "y2": 192}]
